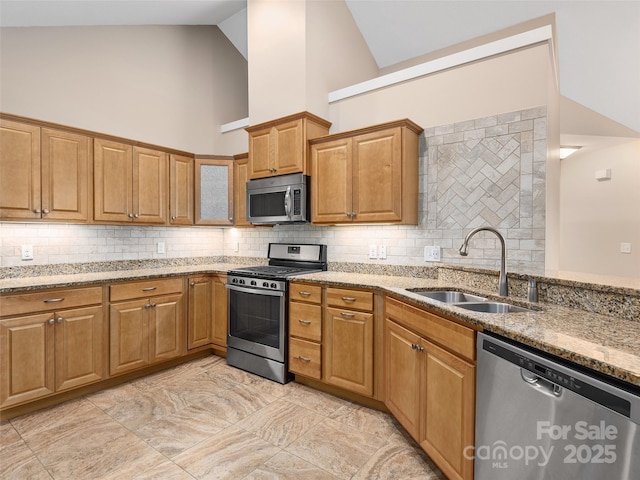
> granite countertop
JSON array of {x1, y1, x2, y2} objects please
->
[
  {"x1": 0, "y1": 263, "x2": 245, "y2": 293},
  {"x1": 1, "y1": 265, "x2": 638, "y2": 388},
  {"x1": 292, "y1": 271, "x2": 640, "y2": 388}
]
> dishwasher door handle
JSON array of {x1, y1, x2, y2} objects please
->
[{"x1": 521, "y1": 368, "x2": 563, "y2": 397}]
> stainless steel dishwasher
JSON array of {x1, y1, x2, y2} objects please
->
[{"x1": 475, "y1": 332, "x2": 640, "y2": 479}]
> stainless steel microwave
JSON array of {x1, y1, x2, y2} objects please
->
[{"x1": 246, "y1": 173, "x2": 310, "y2": 224}]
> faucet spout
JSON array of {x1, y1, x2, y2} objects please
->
[{"x1": 459, "y1": 226, "x2": 508, "y2": 297}]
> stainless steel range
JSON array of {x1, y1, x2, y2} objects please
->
[{"x1": 226, "y1": 243, "x2": 327, "y2": 383}]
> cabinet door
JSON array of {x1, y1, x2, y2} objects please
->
[
  {"x1": 272, "y1": 119, "x2": 304, "y2": 176},
  {"x1": 149, "y1": 294, "x2": 184, "y2": 363},
  {"x1": 0, "y1": 313, "x2": 55, "y2": 408},
  {"x1": 109, "y1": 299, "x2": 148, "y2": 375},
  {"x1": 195, "y1": 159, "x2": 234, "y2": 225},
  {"x1": 133, "y1": 146, "x2": 167, "y2": 224},
  {"x1": 54, "y1": 305, "x2": 104, "y2": 392},
  {"x1": 323, "y1": 307, "x2": 374, "y2": 397},
  {"x1": 187, "y1": 276, "x2": 213, "y2": 349},
  {"x1": 384, "y1": 319, "x2": 422, "y2": 441},
  {"x1": 352, "y1": 127, "x2": 403, "y2": 223},
  {"x1": 211, "y1": 275, "x2": 228, "y2": 348},
  {"x1": 421, "y1": 339, "x2": 475, "y2": 480},
  {"x1": 311, "y1": 137, "x2": 353, "y2": 224},
  {"x1": 233, "y1": 154, "x2": 252, "y2": 227},
  {"x1": 169, "y1": 154, "x2": 194, "y2": 225},
  {"x1": 94, "y1": 139, "x2": 133, "y2": 222},
  {"x1": 41, "y1": 128, "x2": 92, "y2": 222},
  {"x1": 0, "y1": 119, "x2": 41, "y2": 219},
  {"x1": 248, "y1": 126, "x2": 273, "y2": 179}
]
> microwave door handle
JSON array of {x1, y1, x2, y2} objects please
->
[{"x1": 284, "y1": 186, "x2": 292, "y2": 219}]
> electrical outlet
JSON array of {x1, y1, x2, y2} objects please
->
[
  {"x1": 620, "y1": 242, "x2": 632, "y2": 254},
  {"x1": 424, "y1": 245, "x2": 441, "y2": 262},
  {"x1": 379, "y1": 245, "x2": 387, "y2": 260},
  {"x1": 233, "y1": 242, "x2": 239, "y2": 252},
  {"x1": 157, "y1": 242, "x2": 165, "y2": 254},
  {"x1": 369, "y1": 244, "x2": 378, "y2": 259},
  {"x1": 21, "y1": 244, "x2": 34, "y2": 261}
]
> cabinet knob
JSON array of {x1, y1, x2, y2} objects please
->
[
  {"x1": 48, "y1": 319, "x2": 55, "y2": 325},
  {"x1": 145, "y1": 303, "x2": 152, "y2": 309},
  {"x1": 128, "y1": 213, "x2": 134, "y2": 219},
  {"x1": 42, "y1": 209, "x2": 50, "y2": 215},
  {"x1": 150, "y1": 303, "x2": 156, "y2": 308},
  {"x1": 190, "y1": 282, "x2": 196, "y2": 287},
  {"x1": 34, "y1": 208, "x2": 42, "y2": 214},
  {"x1": 171, "y1": 216, "x2": 177, "y2": 220},
  {"x1": 57, "y1": 317, "x2": 63, "y2": 323},
  {"x1": 134, "y1": 213, "x2": 139, "y2": 219}
]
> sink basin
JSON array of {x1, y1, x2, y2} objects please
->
[
  {"x1": 411, "y1": 290, "x2": 487, "y2": 303},
  {"x1": 455, "y1": 302, "x2": 535, "y2": 313}
]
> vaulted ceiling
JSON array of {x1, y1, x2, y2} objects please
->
[{"x1": 1, "y1": 0, "x2": 638, "y2": 134}]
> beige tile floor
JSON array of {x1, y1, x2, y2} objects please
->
[{"x1": 1, "y1": 355, "x2": 446, "y2": 479}]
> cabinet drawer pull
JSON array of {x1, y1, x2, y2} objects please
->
[
  {"x1": 341, "y1": 297, "x2": 356, "y2": 302},
  {"x1": 297, "y1": 356, "x2": 311, "y2": 363},
  {"x1": 340, "y1": 312, "x2": 355, "y2": 318},
  {"x1": 142, "y1": 287, "x2": 157, "y2": 291},
  {"x1": 298, "y1": 291, "x2": 311, "y2": 297},
  {"x1": 44, "y1": 298, "x2": 64, "y2": 303},
  {"x1": 298, "y1": 319, "x2": 312, "y2": 325}
]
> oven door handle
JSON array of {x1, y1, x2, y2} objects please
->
[{"x1": 225, "y1": 283, "x2": 285, "y2": 297}]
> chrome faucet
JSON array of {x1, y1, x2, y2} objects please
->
[{"x1": 459, "y1": 226, "x2": 508, "y2": 297}]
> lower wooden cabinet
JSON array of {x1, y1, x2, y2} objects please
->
[
  {"x1": 187, "y1": 274, "x2": 227, "y2": 350},
  {"x1": 0, "y1": 288, "x2": 105, "y2": 409},
  {"x1": 385, "y1": 297, "x2": 476, "y2": 480},
  {"x1": 109, "y1": 279, "x2": 184, "y2": 376}
]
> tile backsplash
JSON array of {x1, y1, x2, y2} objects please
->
[{"x1": 1, "y1": 106, "x2": 546, "y2": 275}]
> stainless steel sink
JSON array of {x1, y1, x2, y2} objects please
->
[
  {"x1": 410, "y1": 290, "x2": 487, "y2": 303},
  {"x1": 455, "y1": 302, "x2": 535, "y2": 313}
]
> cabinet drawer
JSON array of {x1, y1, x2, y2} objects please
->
[
  {"x1": 290, "y1": 283, "x2": 322, "y2": 304},
  {"x1": 326, "y1": 287, "x2": 373, "y2": 311},
  {"x1": 110, "y1": 278, "x2": 183, "y2": 302},
  {"x1": 0, "y1": 287, "x2": 103, "y2": 317},
  {"x1": 289, "y1": 302, "x2": 322, "y2": 341},
  {"x1": 289, "y1": 337, "x2": 321, "y2": 379},
  {"x1": 385, "y1": 297, "x2": 475, "y2": 362}
]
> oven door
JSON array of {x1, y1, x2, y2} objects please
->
[{"x1": 226, "y1": 283, "x2": 286, "y2": 362}]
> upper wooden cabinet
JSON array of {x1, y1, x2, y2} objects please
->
[
  {"x1": 233, "y1": 152, "x2": 252, "y2": 227},
  {"x1": 310, "y1": 120, "x2": 422, "y2": 225},
  {"x1": 246, "y1": 112, "x2": 331, "y2": 179},
  {"x1": 0, "y1": 119, "x2": 91, "y2": 222},
  {"x1": 94, "y1": 139, "x2": 168, "y2": 224},
  {"x1": 169, "y1": 154, "x2": 194, "y2": 225},
  {"x1": 195, "y1": 156, "x2": 234, "y2": 226}
]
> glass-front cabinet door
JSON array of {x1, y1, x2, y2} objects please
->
[{"x1": 195, "y1": 157, "x2": 234, "y2": 225}]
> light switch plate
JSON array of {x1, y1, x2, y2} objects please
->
[
  {"x1": 424, "y1": 245, "x2": 441, "y2": 262},
  {"x1": 157, "y1": 242, "x2": 165, "y2": 254},
  {"x1": 379, "y1": 245, "x2": 387, "y2": 259},
  {"x1": 369, "y1": 244, "x2": 378, "y2": 259},
  {"x1": 620, "y1": 242, "x2": 632, "y2": 254}
]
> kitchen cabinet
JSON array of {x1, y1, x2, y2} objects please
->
[
  {"x1": 289, "y1": 283, "x2": 323, "y2": 379},
  {"x1": 0, "y1": 119, "x2": 92, "y2": 222},
  {"x1": 310, "y1": 120, "x2": 422, "y2": 225},
  {"x1": 188, "y1": 274, "x2": 228, "y2": 350},
  {"x1": 324, "y1": 287, "x2": 374, "y2": 397},
  {"x1": 233, "y1": 152, "x2": 252, "y2": 227},
  {"x1": 169, "y1": 153, "x2": 194, "y2": 225},
  {"x1": 246, "y1": 112, "x2": 331, "y2": 179},
  {"x1": 195, "y1": 156, "x2": 234, "y2": 226},
  {"x1": 94, "y1": 139, "x2": 168, "y2": 224},
  {"x1": 109, "y1": 278, "x2": 184, "y2": 376},
  {"x1": 0, "y1": 286, "x2": 105, "y2": 409},
  {"x1": 385, "y1": 296, "x2": 475, "y2": 480}
]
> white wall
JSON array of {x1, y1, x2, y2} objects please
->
[
  {"x1": 0, "y1": 25, "x2": 248, "y2": 154},
  {"x1": 558, "y1": 139, "x2": 640, "y2": 281}
]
